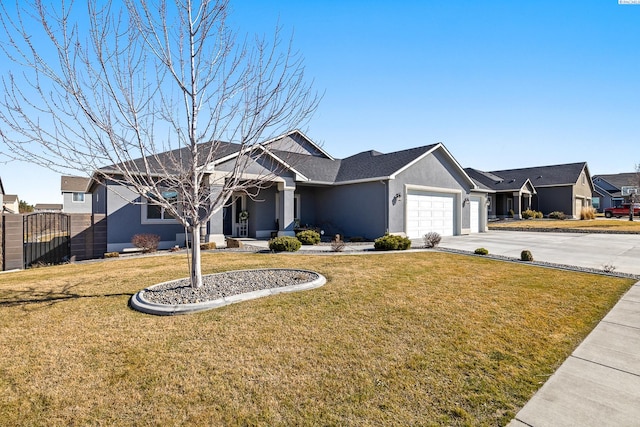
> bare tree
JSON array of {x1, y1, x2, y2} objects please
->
[{"x1": 0, "y1": 0, "x2": 319, "y2": 287}]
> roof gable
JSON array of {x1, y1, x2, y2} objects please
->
[
  {"x1": 592, "y1": 173, "x2": 639, "y2": 191},
  {"x1": 262, "y1": 130, "x2": 334, "y2": 160},
  {"x1": 335, "y1": 145, "x2": 438, "y2": 183},
  {"x1": 61, "y1": 176, "x2": 92, "y2": 193}
]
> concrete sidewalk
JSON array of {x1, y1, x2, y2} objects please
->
[{"x1": 507, "y1": 282, "x2": 640, "y2": 427}]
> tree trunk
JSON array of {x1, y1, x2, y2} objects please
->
[{"x1": 190, "y1": 224, "x2": 203, "y2": 288}]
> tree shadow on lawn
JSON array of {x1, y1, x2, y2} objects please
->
[{"x1": 0, "y1": 282, "x2": 133, "y2": 309}]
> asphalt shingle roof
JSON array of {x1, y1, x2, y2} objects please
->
[
  {"x1": 593, "y1": 173, "x2": 639, "y2": 191},
  {"x1": 61, "y1": 176, "x2": 92, "y2": 192},
  {"x1": 97, "y1": 135, "x2": 442, "y2": 186}
]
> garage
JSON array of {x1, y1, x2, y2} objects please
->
[{"x1": 406, "y1": 191, "x2": 456, "y2": 238}]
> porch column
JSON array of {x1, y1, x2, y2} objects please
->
[
  {"x1": 277, "y1": 179, "x2": 296, "y2": 237},
  {"x1": 206, "y1": 185, "x2": 227, "y2": 248},
  {"x1": 513, "y1": 191, "x2": 522, "y2": 219}
]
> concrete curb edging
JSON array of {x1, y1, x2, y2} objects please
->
[{"x1": 130, "y1": 269, "x2": 327, "y2": 316}]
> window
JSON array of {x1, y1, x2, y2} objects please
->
[
  {"x1": 142, "y1": 190, "x2": 178, "y2": 223},
  {"x1": 592, "y1": 197, "x2": 600, "y2": 210},
  {"x1": 72, "y1": 192, "x2": 85, "y2": 202}
]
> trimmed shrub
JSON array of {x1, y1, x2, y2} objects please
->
[
  {"x1": 296, "y1": 230, "x2": 321, "y2": 245},
  {"x1": 474, "y1": 247, "x2": 489, "y2": 255},
  {"x1": 520, "y1": 250, "x2": 534, "y2": 261},
  {"x1": 548, "y1": 211, "x2": 566, "y2": 220},
  {"x1": 200, "y1": 242, "x2": 217, "y2": 250},
  {"x1": 374, "y1": 234, "x2": 411, "y2": 251},
  {"x1": 104, "y1": 252, "x2": 120, "y2": 258},
  {"x1": 523, "y1": 209, "x2": 544, "y2": 219},
  {"x1": 131, "y1": 233, "x2": 160, "y2": 253},
  {"x1": 423, "y1": 232, "x2": 442, "y2": 248},
  {"x1": 580, "y1": 206, "x2": 596, "y2": 220},
  {"x1": 268, "y1": 236, "x2": 301, "y2": 252}
]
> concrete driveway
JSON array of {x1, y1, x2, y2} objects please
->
[{"x1": 437, "y1": 230, "x2": 640, "y2": 276}]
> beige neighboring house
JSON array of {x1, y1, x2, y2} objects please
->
[
  {"x1": 33, "y1": 203, "x2": 63, "y2": 213},
  {"x1": 61, "y1": 176, "x2": 93, "y2": 213},
  {"x1": 2, "y1": 194, "x2": 19, "y2": 214}
]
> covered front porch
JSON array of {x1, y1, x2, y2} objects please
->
[
  {"x1": 491, "y1": 189, "x2": 535, "y2": 220},
  {"x1": 204, "y1": 178, "x2": 300, "y2": 247}
]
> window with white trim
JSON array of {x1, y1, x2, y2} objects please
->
[{"x1": 142, "y1": 190, "x2": 178, "y2": 223}]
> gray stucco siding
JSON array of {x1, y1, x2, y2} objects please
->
[
  {"x1": 247, "y1": 186, "x2": 278, "y2": 235},
  {"x1": 575, "y1": 170, "x2": 593, "y2": 202},
  {"x1": 535, "y1": 186, "x2": 573, "y2": 215},
  {"x1": 63, "y1": 192, "x2": 92, "y2": 213},
  {"x1": 311, "y1": 182, "x2": 387, "y2": 239},
  {"x1": 105, "y1": 183, "x2": 183, "y2": 249},
  {"x1": 390, "y1": 149, "x2": 473, "y2": 235}
]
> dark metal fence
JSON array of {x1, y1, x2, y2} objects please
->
[{"x1": 23, "y1": 213, "x2": 71, "y2": 268}]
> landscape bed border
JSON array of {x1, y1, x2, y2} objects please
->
[{"x1": 130, "y1": 268, "x2": 327, "y2": 316}]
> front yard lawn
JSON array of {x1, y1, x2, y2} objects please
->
[
  {"x1": 490, "y1": 218, "x2": 640, "y2": 232},
  {"x1": 0, "y1": 252, "x2": 634, "y2": 426}
]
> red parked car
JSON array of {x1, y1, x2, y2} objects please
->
[{"x1": 604, "y1": 203, "x2": 640, "y2": 218}]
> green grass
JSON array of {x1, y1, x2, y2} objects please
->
[{"x1": 0, "y1": 252, "x2": 634, "y2": 426}]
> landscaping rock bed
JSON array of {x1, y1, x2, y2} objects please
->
[{"x1": 143, "y1": 269, "x2": 320, "y2": 305}]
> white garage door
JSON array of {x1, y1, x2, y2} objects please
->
[
  {"x1": 470, "y1": 199, "x2": 480, "y2": 233},
  {"x1": 406, "y1": 191, "x2": 455, "y2": 238}
]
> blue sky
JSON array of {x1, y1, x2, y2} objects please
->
[{"x1": 2, "y1": 0, "x2": 639, "y2": 204}]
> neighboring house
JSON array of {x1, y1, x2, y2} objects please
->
[
  {"x1": 61, "y1": 176, "x2": 93, "y2": 213},
  {"x1": 466, "y1": 162, "x2": 593, "y2": 219},
  {"x1": 592, "y1": 173, "x2": 640, "y2": 212},
  {"x1": 89, "y1": 130, "x2": 490, "y2": 252},
  {"x1": 33, "y1": 204, "x2": 63, "y2": 213},
  {"x1": 2, "y1": 194, "x2": 19, "y2": 214}
]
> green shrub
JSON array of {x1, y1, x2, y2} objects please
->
[
  {"x1": 131, "y1": 233, "x2": 160, "y2": 253},
  {"x1": 374, "y1": 234, "x2": 411, "y2": 251},
  {"x1": 268, "y1": 236, "x2": 301, "y2": 252},
  {"x1": 548, "y1": 211, "x2": 566, "y2": 220},
  {"x1": 520, "y1": 250, "x2": 534, "y2": 261},
  {"x1": 296, "y1": 230, "x2": 321, "y2": 245},
  {"x1": 474, "y1": 247, "x2": 489, "y2": 255}
]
